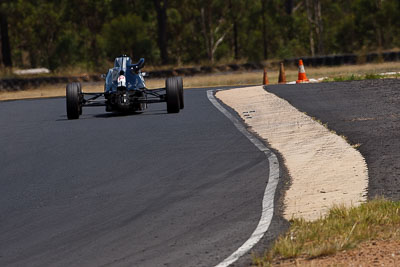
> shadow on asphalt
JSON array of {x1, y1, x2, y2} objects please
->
[
  {"x1": 56, "y1": 109, "x2": 169, "y2": 121},
  {"x1": 93, "y1": 109, "x2": 168, "y2": 118}
]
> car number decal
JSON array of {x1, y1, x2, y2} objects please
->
[{"x1": 118, "y1": 75, "x2": 126, "y2": 87}]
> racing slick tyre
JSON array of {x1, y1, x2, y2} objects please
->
[
  {"x1": 76, "y1": 82, "x2": 83, "y2": 115},
  {"x1": 176, "y1": 76, "x2": 184, "y2": 109},
  {"x1": 66, "y1": 82, "x2": 81, "y2": 120},
  {"x1": 166, "y1": 77, "x2": 180, "y2": 113}
]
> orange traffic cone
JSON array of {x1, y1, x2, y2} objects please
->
[
  {"x1": 278, "y1": 62, "x2": 286, "y2": 84},
  {"x1": 296, "y1": 59, "x2": 309, "y2": 83},
  {"x1": 263, "y1": 68, "x2": 269, "y2": 85}
]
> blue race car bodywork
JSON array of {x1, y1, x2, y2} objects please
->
[
  {"x1": 65, "y1": 55, "x2": 184, "y2": 120},
  {"x1": 105, "y1": 56, "x2": 146, "y2": 93},
  {"x1": 103, "y1": 55, "x2": 148, "y2": 112}
]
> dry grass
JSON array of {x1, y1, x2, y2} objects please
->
[
  {"x1": 0, "y1": 83, "x2": 104, "y2": 101},
  {"x1": 2, "y1": 62, "x2": 400, "y2": 101},
  {"x1": 252, "y1": 199, "x2": 400, "y2": 266},
  {"x1": 303, "y1": 62, "x2": 400, "y2": 79}
]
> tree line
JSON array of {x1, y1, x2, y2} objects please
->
[{"x1": 0, "y1": 0, "x2": 400, "y2": 71}]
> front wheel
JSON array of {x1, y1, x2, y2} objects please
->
[
  {"x1": 166, "y1": 77, "x2": 180, "y2": 113},
  {"x1": 66, "y1": 82, "x2": 82, "y2": 120}
]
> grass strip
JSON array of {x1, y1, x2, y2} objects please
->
[
  {"x1": 323, "y1": 72, "x2": 400, "y2": 82},
  {"x1": 253, "y1": 198, "x2": 400, "y2": 266}
]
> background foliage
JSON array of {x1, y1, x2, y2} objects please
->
[{"x1": 0, "y1": 0, "x2": 399, "y2": 71}]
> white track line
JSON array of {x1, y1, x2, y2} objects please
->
[{"x1": 207, "y1": 90, "x2": 280, "y2": 267}]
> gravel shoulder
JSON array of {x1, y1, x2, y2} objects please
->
[
  {"x1": 216, "y1": 86, "x2": 368, "y2": 221},
  {"x1": 267, "y1": 79, "x2": 400, "y2": 201}
]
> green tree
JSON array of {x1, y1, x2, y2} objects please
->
[
  {"x1": 153, "y1": 0, "x2": 169, "y2": 64},
  {"x1": 3, "y1": 0, "x2": 400, "y2": 71},
  {"x1": 0, "y1": 0, "x2": 12, "y2": 67},
  {"x1": 10, "y1": 0, "x2": 65, "y2": 69},
  {"x1": 98, "y1": 14, "x2": 156, "y2": 62}
]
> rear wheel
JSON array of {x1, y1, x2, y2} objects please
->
[
  {"x1": 166, "y1": 77, "x2": 180, "y2": 113},
  {"x1": 66, "y1": 82, "x2": 82, "y2": 120},
  {"x1": 76, "y1": 82, "x2": 83, "y2": 115},
  {"x1": 176, "y1": 76, "x2": 184, "y2": 109}
]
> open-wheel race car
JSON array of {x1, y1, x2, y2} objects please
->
[{"x1": 66, "y1": 55, "x2": 184, "y2": 119}]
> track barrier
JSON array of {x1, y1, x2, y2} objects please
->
[{"x1": 2, "y1": 51, "x2": 400, "y2": 91}]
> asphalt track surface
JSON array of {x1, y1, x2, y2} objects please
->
[
  {"x1": 268, "y1": 79, "x2": 400, "y2": 201},
  {"x1": 0, "y1": 87, "x2": 288, "y2": 267}
]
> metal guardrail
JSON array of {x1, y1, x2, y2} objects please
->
[{"x1": 284, "y1": 51, "x2": 400, "y2": 67}]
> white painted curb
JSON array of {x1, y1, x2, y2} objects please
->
[{"x1": 207, "y1": 90, "x2": 280, "y2": 267}]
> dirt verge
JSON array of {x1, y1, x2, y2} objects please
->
[{"x1": 274, "y1": 239, "x2": 400, "y2": 266}]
